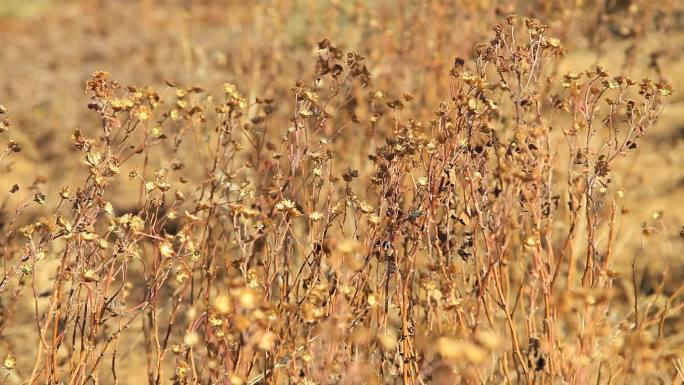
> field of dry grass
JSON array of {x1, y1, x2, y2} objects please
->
[{"x1": 1, "y1": 1, "x2": 683, "y2": 384}]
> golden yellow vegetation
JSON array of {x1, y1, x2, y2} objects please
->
[{"x1": 0, "y1": 1, "x2": 683, "y2": 384}]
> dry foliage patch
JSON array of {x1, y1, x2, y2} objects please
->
[{"x1": 0, "y1": 2, "x2": 683, "y2": 385}]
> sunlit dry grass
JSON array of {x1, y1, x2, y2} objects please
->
[{"x1": 0, "y1": 1, "x2": 683, "y2": 385}]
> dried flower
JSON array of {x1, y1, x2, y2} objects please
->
[
  {"x1": 3, "y1": 354, "x2": 16, "y2": 371},
  {"x1": 309, "y1": 211, "x2": 324, "y2": 221}
]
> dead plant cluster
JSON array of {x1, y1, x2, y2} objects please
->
[{"x1": 0, "y1": 9, "x2": 682, "y2": 385}]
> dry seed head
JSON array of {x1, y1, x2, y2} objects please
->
[
  {"x1": 184, "y1": 331, "x2": 199, "y2": 347},
  {"x1": 150, "y1": 126, "x2": 162, "y2": 138},
  {"x1": 359, "y1": 201, "x2": 374, "y2": 214},
  {"x1": 82, "y1": 269, "x2": 100, "y2": 282},
  {"x1": 208, "y1": 314, "x2": 223, "y2": 327},
  {"x1": 656, "y1": 81, "x2": 673, "y2": 96},
  {"x1": 223, "y1": 83, "x2": 247, "y2": 109},
  {"x1": 275, "y1": 199, "x2": 302, "y2": 217},
  {"x1": 0, "y1": 118, "x2": 10, "y2": 133},
  {"x1": 78, "y1": 228, "x2": 97, "y2": 240},
  {"x1": 34, "y1": 192, "x2": 46, "y2": 204},
  {"x1": 129, "y1": 215, "x2": 145, "y2": 232},
  {"x1": 257, "y1": 331, "x2": 277, "y2": 351},
  {"x1": 144, "y1": 182, "x2": 155, "y2": 193},
  {"x1": 238, "y1": 288, "x2": 259, "y2": 310},
  {"x1": 367, "y1": 215, "x2": 382, "y2": 226},
  {"x1": 58, "y1": 186, "x2": 71, "y2": 200},
  {"x1": 3, "y1": 354, "x2": 16, "y2": 371},
  {"x1": 175, "y1": 270, "x2": 189, "y2": 284},
  {"x1": 7, "y1": 140, "x2": 21, "y2": 152},
  {"x1": 229, "y1": 375, "x2": 245, "y2": 385},
  {"x1": 506, "y1": 14, "x2": 518, "y2": 25},
  {"x1": 160, "y1": 242, "x2": 174, "y2": 257},
  {"x1": 110, "y1": 97, "x2": 135, "y2": 111},
  {"x1": 301, "y1": 302, "x2": 324, "y2": 323},
  {"x1": 21, "y1": 261, "x2": 33, "y2": 274}
]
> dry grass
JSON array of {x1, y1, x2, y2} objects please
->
[{"x1": 1, "y1": 1, "x2": 683, "y2": 384}]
